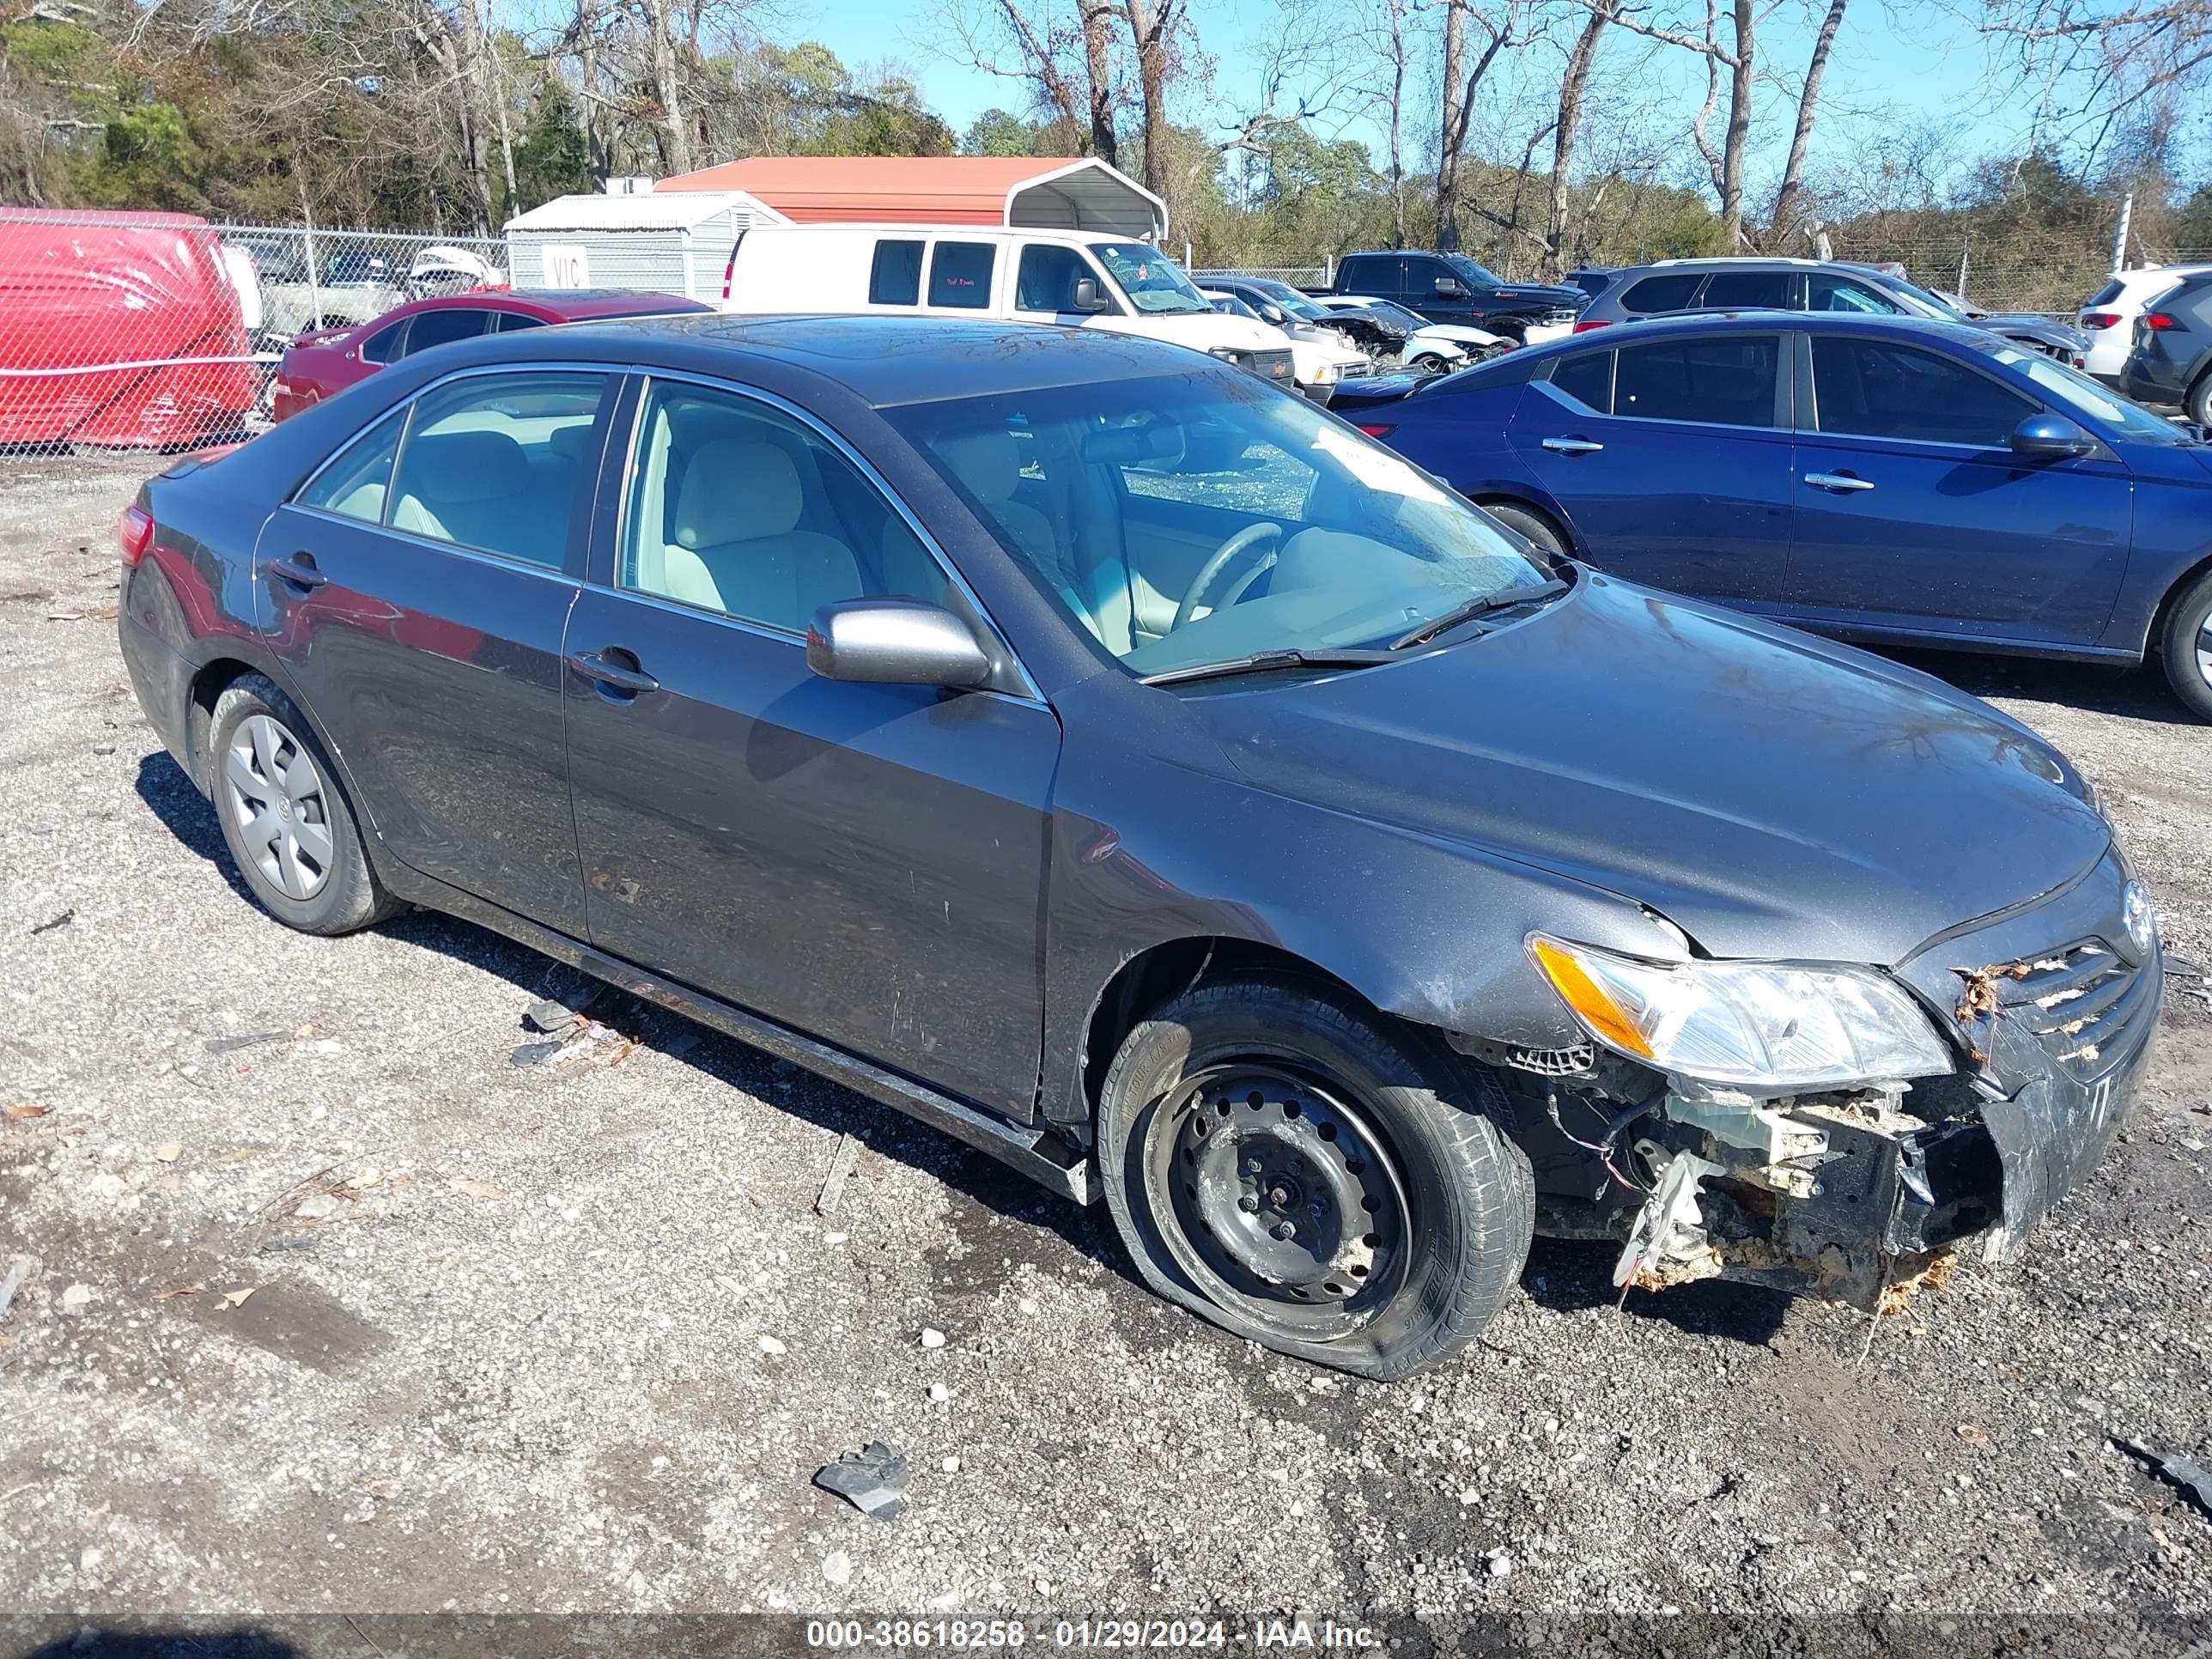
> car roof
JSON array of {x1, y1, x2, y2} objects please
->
[
  {"x1": 1492, "y1": 307, "x2": 1990, "y2": 362},
  {"x1": 418, "y1": 312, "x2": 1246, "y2": 408}
]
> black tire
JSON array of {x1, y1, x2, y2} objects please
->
[
  {"x1": 1407, "y1": 352, "x2": 1453, "y2": 375},
  {"x1": 1097, "y1": 975, "x2": 1534, "y2": 1379},
  {"x1": 207, "y1": 672, "x2": 397, "y2": 934},
  {"x1": 2156, "y1": 568, "x2": 2212, "y2": 721},
  {"x1": 2186, "y1": 372, "x2": 2212, "y2": 431},
  {"x1": 1479, "y1": 499, "x2": 1570, "y2": 564}
]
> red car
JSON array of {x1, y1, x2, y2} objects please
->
[{"x1": 270, "y1": 288, "x2": 708, "y2": 422}]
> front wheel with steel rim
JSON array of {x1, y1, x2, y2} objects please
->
[
  {"x1": 208, "y1": 673, "x2": 396, "y2": 934},
  {"x1": 2156, "y1": 568, "x2": 2212, "y2": 723},
  {"x1": 1098, "y1": 975, "x2": 1534, "y2": 1377}
]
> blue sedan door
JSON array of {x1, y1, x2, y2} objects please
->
[
  {"x1": 1784, "y1": 332, "x2": 2133, "y2": 646},
  {"x1": 1506, "y1": 331, "x2": 1793, "y2": 602}
]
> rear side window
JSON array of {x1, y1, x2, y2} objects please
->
[
  {"x1": 1614, "y1": 336, "x2": 1780, "y2": 427},
  {"x1": 1700, "y1": 270, "x2": 1791, "y2": 310},
  {"x1": 387, "y1": 371, "x2": 611, "y2": 566},
  {"x1": 1811, "y1": 337, "x2": 2036, "y2": 447},
  {"x1": 299, "y1": 407, "x2": 407, "y2": 522},
  {"x1": 402, "y1": 307, "x2": 493, "y2": 357},
  {"x1": 1340, "y1": 255, "x2": 1398, "y2": 295},
  {"x1": 869, "y1": 239, "x2": 924, "y2": 306},
  {"x1": 358, "y1": 321, "x2": 406, "y2": 364},
  {"x1": 495, "y1": 312, "x2": 548, "y2": 333},
  {"x1": 1547, "y1": 350, "x2": 1613, "y2": 413},
  {"x1": 1619, "y1": 274, "x2": 1703, "y2": 313},
  {"x1": 928, "y1": 242, "x2": 996, "y2": 309}
]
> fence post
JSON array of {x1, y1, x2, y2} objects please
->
[
  {"x1": 2111, "y1": 193, "x2": 2133, "y2": 272},
  {"x1": 1324, "y1": 252, "x2": 1334, "y2": 286}
]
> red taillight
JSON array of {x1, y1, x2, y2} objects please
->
[
  {"x1": 2142, "y1": 312, "x2": 2178, "y2": 331},
  {"x1": 117, "y1": 505, "x2": 155, "y2": 567},
  {"x1": 1571, "y1": 319, "x2": 1611, "y2": 333},
  {"x1": 2080, "y1": 312, "x2": 2119, "y2": 330},
  {"x1": 1355, "y1": 422, "x2": 1395, "y2": 438}
]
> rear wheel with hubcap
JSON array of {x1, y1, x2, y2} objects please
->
[
  {"x1": 209, "y1": 673, "x2": 396, "y2": 934},
  {"x1": 1098, "y1": 976, "x2": 1534, "y2": 1377},
  {"x1": 2158, "y1": 568, "x2": 2212, "y2": 722}
]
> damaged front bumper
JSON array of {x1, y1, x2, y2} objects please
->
[{"x1": 1494, "y1": 850, "x2": 2163, "y2": 1308}]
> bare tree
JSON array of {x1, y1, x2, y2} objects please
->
[
  {"x1": 1769, "y1": 0, "x2": 1848, "y2": 243},
  {"x1": 1122, "y1": 0, "x2": 1185, "y2": 196},
  {"x1": 1978, "y1": 1, "x2": 2212, "y2": 147},
  {"x1": 1547, "y1": 0, "x2": 1620, "y2": 270},
  {"x1": 1436, "y1": 1, "x2": 1532, "y2": 251},
  {"x1": 942, "y1": 0, "x2": 1121, "y2": 161},
  {"x1": 1081, "y1": 0, "x2": 1121, "y2": 161},
  {"x1": 1600, "y1": 0, "x2": 1763, "y2": 247}
]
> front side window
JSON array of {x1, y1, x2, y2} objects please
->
[
  {"x1": 1614, "y1": 336, "x2": 1780, "y2": 427},
  {"x1": 1811, "y1": 337, "x2": 2035, "y2": 447},
  {"x1": 400, "y1": 307, "x2": 493, "y2": 357},
  {"x1": 1806, "y1": 274, "x2": 1901, "y2": 314},
  {"x1": 870, "y1": 239, "x2": 925, "y2": 306},
  {"x1": 887, "y1": 374, "x2": 1551, "y2": 679},
  {"x1": 927, "y1": 241, "x2": 995, "y2": 309},
  {"x1": 620, "y1": 381, "x2": 949, "y2": 635},
  {"x1": 386, "y1": 371, "x2": 609, "y2": 566},
  {"x1": 1980, "y1": 341, "x2": 2182, "y2": 444},
  {"x1": 1091, "y1": 243, "x2": 1212, "y2": 314},
  {"x1": 300, "y1": 407, "x2": 407, "y2": 522},
  {"x1": 1015, "y1": 244, "x2": 1097, "y2": 313}
]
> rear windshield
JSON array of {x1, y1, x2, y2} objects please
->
[{"x1": 2082, "y1": 279, "x2": 2124, "y2": 307}]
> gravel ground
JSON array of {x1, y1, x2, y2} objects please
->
[{"x1": 1, "y1": 453, "x2": 2208, "y2": 1650}]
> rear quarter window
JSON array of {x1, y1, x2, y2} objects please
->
[
  {"x1": 1547, "y1": 350, "x2": 1613, "y2": 412},
  {"x1": 2082, "y1": 279, "x2": 2124, "y2": 307},
  {"x1": 869, "y1": 240, "x2": 925, "y2": 306}
]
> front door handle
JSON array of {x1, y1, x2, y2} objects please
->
[
  {"x1": 568, "y1": 650, "x2": 659, "y2": 696},
  {"x1": 1804, "y1": 471, "x2": 1875, "y2": 494},
  {"x1": 1541, "y1": 436, "x2": 1605, "y2": 454},
  {"x1": 266, "y1": 553, "x2": 329, "y2": 589}
]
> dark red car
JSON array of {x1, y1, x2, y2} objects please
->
[{"x1": 270, "y1": 288, "x2": 708, "y2": 422}]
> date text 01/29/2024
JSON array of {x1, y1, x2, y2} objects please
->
[{"x1": 804, "y1": 1619, "x2": 1384, "y2": 1649}]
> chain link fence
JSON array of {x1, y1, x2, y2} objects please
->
[{"x1": 2, "y1": 210, "x2": 506, "y2": 449}]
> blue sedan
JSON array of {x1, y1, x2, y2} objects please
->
[{"x1": 1358, "y1": 312, "x2": 2212, "y2": 718}]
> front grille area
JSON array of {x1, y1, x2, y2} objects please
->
[{"x1": 1991, "y1": 939, "x2": 2158, "y2": 1084}]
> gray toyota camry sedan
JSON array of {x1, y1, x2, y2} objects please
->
[{"x1": 117, "y1": 315, "x2": 2162, "y2": 1377}]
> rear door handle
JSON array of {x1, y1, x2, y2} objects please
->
[
  {"x1": 266, "y1": 553, "x2": 328, "y2": 589},
  {"x1": 568, "y1": 650, "x2": 659, "y2": 696},
  {"x1": 1804, "y1": 471, "x2": 1875, "y2": 493},
  {"x1": 1541, "y1": 436, "x2": 1605, "y2": 454}
]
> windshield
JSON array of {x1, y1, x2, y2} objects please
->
[
  {"x1": 1979, "y1": 342, "x2": 2198, "y2": 445},
  {"x1": 1093, "y1": 244, "x2": 1212, "y2": 315},
  {"x1": 1245, "y1": 277, "x2": 1329, "y2": 321},
  {"x1": 1881, "y1": 274, "x2": 1972, "y2": 322},
  {"x1": 1445, "y1": 254, "x2": 1507, "y2": 289},
  {"x1": 888, "y1": 374, "x2": 1553, "y2": 681}
]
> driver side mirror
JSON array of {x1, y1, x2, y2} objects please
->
[
  {"x1": 2008, "y1": 411, "x2": 2096, "y2": 461},
  {"x1": 806, "y1": 600, "x2": 992, "y2": 690},
  {"x1": 1261, "y1": 302, "x2": 1286, "y2": 325},
  {"x1": 1432, "y1": 276, "x2": 1467, "y2": 299},
  {"x1": 1072, "y1": 276, "x2": 1110, "y2": 314}
]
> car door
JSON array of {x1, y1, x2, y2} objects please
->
[
  {"x1": 1784, "y1": 332, "x2": 2134, "y2": 646},
  {"x1": 1504, "y1": 329, "x2": 1794, "y2": 602},
  {"x1": 256, "y1": 367, "x2": 616, "y2": 933},
  {"x1": 561, "y1": 375, "x2": 1060, "y2": 1120}
]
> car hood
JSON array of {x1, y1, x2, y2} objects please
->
[
  {"x1": 1986, "y1": 314, "x2": 2087, "y2": 348},
  {"x1": 1492, "y1": 283, "x2": 1587, "y2": 307},
  {"x1": 1200, "y1": 574, "x2": 2110, "y2": 968}
]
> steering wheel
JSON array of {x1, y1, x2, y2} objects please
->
[{"x1": 1172, "y1": 522, "x2": 1283, "y2": 632}]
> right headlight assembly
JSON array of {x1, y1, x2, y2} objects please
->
[{"x1": 1528, "y1": 934, "x2": 1955, "y2": 1092}]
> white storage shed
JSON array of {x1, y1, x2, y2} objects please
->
[{"x1": 503, "y1": 191, "x2": 787, "y2": 303}]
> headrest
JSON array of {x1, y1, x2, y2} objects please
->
[
  {"x1": 673, "y1": 437, "x2": 802, "y2": 548},
  {"x1": 401, "y1": 431, "x2": 529, "y2": 506},
  {"x1": 939, "y1": 428, "x2": 1023, "y2": 505}
]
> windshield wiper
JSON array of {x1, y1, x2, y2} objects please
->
[
  {"x1": 1138, "y1": 647, "x2": 1395, "y2": 687},
  {"x1": 1389, "y1": 579, "x2": 1570, "y2": 651}
]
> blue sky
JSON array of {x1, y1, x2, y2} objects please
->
[{"x1": 794, "y1": 0, "x2": 2046, "y2": 191}]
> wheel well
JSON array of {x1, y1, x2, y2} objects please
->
[
  {"x1": 1472, "y1": 495, "x2": 1572, "y2": 554},
  {"x1": 185, "y1": 658, "x2": 256, "y2": 790},
  {"x1": 1079, "y1": 938, "x2": 1374, "y2": 1117},
  {"x1": 2146, "y1": 552, "x2": 2212, "y2": 661}
]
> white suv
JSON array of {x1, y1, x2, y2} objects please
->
[{"x1": 2078, "y1": 264, "x2": 2212, "y2": 385}]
